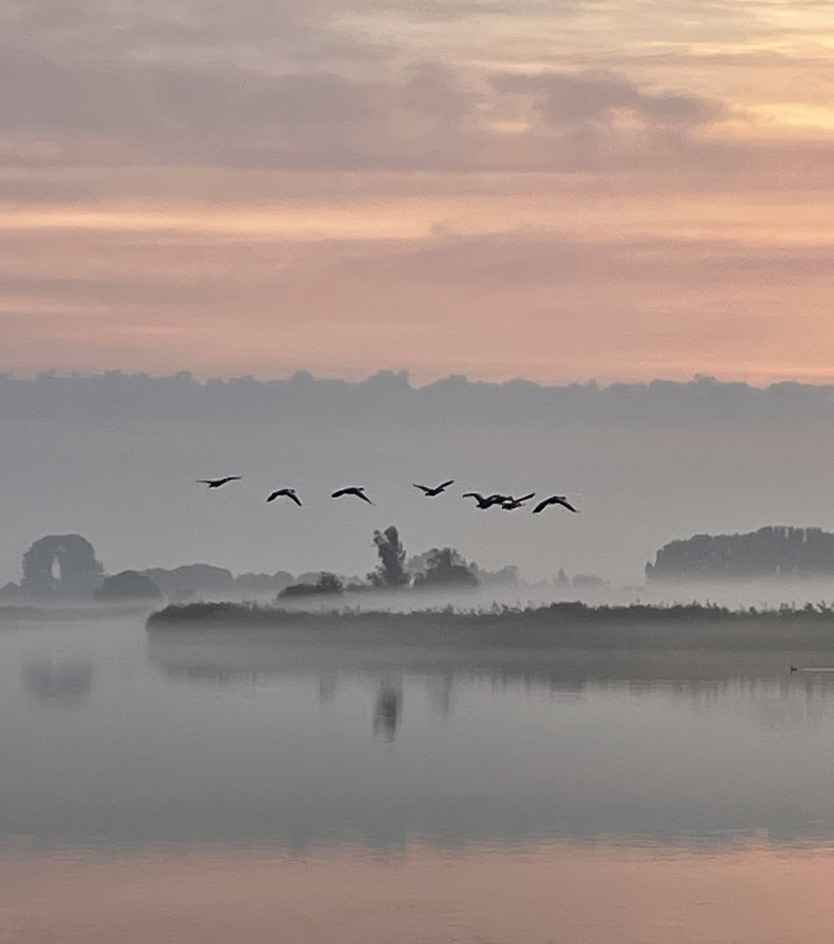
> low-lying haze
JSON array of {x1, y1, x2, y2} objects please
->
[{"x1": 3, "y1": 371, "x2": 833, "y2": 589}]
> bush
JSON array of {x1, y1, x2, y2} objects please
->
[{"x1": 95, "y1": 570, "x2": 162, "y2": 602}]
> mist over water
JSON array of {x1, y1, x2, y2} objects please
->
[
  {"x1": 6, "y1": 373, "x2": 834, "y2": 940},
  {"x1": 2, "y1": 613, "x2": 834, "y2": 851},
  {"x1": 4, "y1": 611, "x2": 834, "y2": 940}
]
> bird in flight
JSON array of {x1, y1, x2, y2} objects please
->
[
  {"x1": 196, "y1": 476, "x2": 242, "y2": 489},
  {"x1": 267, "y1": 487, "x2": 302, "y2": 506},
  {"x1": 532, "y1": 495, "x2": 579, "y2": 514},
  {"x1": 502, "y1": 492, "x2": 536, "y2": 510},
  {"x1": 331, "y1": 486, "x2": 373, "y2": 504},
  {"x1": 413, "y1": 480, "x2": 455, "y2": 497},
  {"x1": 462, "y1": 492, "x2": 509, "y2": 510}
]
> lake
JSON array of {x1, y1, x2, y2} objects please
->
[{"x1": 3, "y1": 614, "x2": 834, "y2": 942}]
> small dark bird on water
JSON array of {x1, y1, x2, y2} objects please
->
[
  {"x1": 267, "y1": 487, "x2": 302, "y2": 506},
  {"x1": 790, "y1": 664, "x2": 799, "y2": 672},
  {"x1": 532, "y1": 495, "x2": 579, "y2": 514},
  {"x1": 331, "y1": 486, "x2": 373, "y2": 504},
  {"x1": 462, "y1": 492, "x2": 508, "y2": 510},
  {"x1": 197, "y1": 476, "x2": 242, "y2": 489},
  {"x1": 503, "y1": 492, "x2": 536, "y2": 510},
  {"x1": 413, "y1": 480, "x2": 455, "y2": 497}
]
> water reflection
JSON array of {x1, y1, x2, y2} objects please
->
[
  {"x1": 373, "y1": 682, "x2": 402, "y2": 741},
  {"x1": 424, "y1": 674, "x2": 455, "y2": 720},
  {"x1": 146, "y1": 626, "x2": 834, "y2": 710},
  {"x1": 318, "y1": 673, "x2": 339, "y2": 705},
  {"x1": 6, "y1": 840, "x2": 834, "y2": 944},
  {"x1": 21, "y1": 656, "x2": 94, "y2": 708},
  {"x1": 5, "y1": 619, "x2": 834, "y2": 851}
]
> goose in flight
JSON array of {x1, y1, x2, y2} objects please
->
[
  {"x1": 532, "y1": 495, "x2": 579, "y2": 514},
  {"x1": 267, "y1": 487, "x2": 302, "y2": 506},
  {"x1": 462, "y1": 492, "x2": 508, "y2": 510},
  {"x1": 197, "y1": 476, "x2": 242, "y2": 489},
  {"x1": 413, "y1": 480, "x2": 455, "y2": 497},
  {"x1": 331, "y1": 486, "x2": 373, "y2": 505},
  {"x1": 502, "y1": 492, "x2": 536, "y2": 510}
]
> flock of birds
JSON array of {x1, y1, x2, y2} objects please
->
[{"x1": 196, "y1": 477, "x2": 579, "y2": 515}]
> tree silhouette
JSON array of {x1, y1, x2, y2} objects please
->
[
  {"x1": 647, "y1": 526, "x2": 834, "y2": 581},
  {"x1": 369, "y1": 525, "x2": 410, "y2": 589},
  {"x1": 95, "y1": 571, "x2": 162, "y2": 601},
  {"x1": 21, "y1": 534, "x2": 103, "y2": 599},
  {"x1": 279, "y1": 571, "x2": 344, "y2": 598},
  {"x1": 412, "y1": 547, "x2": 479, "y2": 590}
]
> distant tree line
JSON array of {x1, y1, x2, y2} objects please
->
[
  {"x1": 647, "y1": 526, "x2": 834, "y2": 581},
  {"x1": 5, "y1": 525, "x2": 614, "y2": 605},
  {"x1": 278, "y1": 526, "x2": 481, "y2": 598}
]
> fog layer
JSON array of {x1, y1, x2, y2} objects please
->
[{"x1": 2, "y1": 372, "x2": 833, "y2": 588}]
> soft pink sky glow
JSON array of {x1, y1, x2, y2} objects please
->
[{"x1": 4, "y1": 1, "x2": 834, "y2": 382}]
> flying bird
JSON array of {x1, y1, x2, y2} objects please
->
[
  {"x1": 462, "y1": 492, "x2": 508, "y2": 510},
  {"x1": 532, "y1": 495, "x2": 579, "y2": 514},
  {"x1": 413, "y1": 480, "x2": 455, "y2": 497},
  {"x1": 331, "y1": 486, "x2": 373, "y2": 505},
  {"x1": 502, "y1": 493, "x2": 536, "y2": 510},
  {"x1": 196, "y1": 476, "x2": 242, "y2": 489},
  {"x1": 267, "y1": 488, "x2": 302, "y2": 506}
]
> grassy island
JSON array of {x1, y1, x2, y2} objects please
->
[{"x1": 146, "y1": 600, "x2": 834, "y2": 650}]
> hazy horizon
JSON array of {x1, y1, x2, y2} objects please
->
[
  {"x1": 4, "y1": 369, "x2": 834, "y2": 589},
  {"x1": 9, "y1": 3, "x2": 834, "y2": 940}
]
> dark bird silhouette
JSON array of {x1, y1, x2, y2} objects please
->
[
  {"x1": 267, "y1": 487, "x2": 302, "y2": 506},
  {"x1": 196, "y1": 476, "x2": 242, "y2": 489},
  {"x1": 462, "y1": 492, "x2": 507, "y2": 510},
  {"x1": 790, "y1": 664, "x2": 799, "y2": 673},
  {"x1": 502, "y1": 492, "x2": 536, "y2": 510},
  {"x1": 413, "y1": 480, "x2": 455, "y2": 497},
  {"x1": 331, "y1": 486, "x2": 373, "y2": 505},
  {"x1": 532, "y1": 495, "x2": 579, "y2": 514}
]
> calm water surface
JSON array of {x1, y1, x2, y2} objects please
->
[{"x1": 3, "y1": 615, "x2": 834, "y2": 942}]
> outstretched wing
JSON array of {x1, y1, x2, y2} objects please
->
[
  {"x1": 413, "y1": 484, "x2": 431, "y2": 494},
  {"x1": 288, "y1": 492, "x2": 303, "y2": 506},
  {"x1": 331, "y1": 488, "x2": 348, "y2": 498},
  {"x1": 266, "y1": 490, "x2": 279, "y2": 502},
  {"x1": 517, "y1": 492, "x2": 536, "y2": 503},
  {"x1": 462, "y1": 492, "x2": 482, "y2": 500},
  {"x1": 357, "y1": 490, "x2": 373, "y2": 504},
  {"x1": 532, "y1": 498, "x2": 551, "y2": 514},
  {"x1": 556, "y1": 498, "x2": 579, "y2": 513},
  {"x1": 438, "y1": 480, "x2": 455, "y2": 490}
]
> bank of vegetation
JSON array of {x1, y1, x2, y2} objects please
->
[{"x1": 146, "y1": 600, "x2": 834, "y2": 649}]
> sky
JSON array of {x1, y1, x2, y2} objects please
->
[{"x1": 3, "y1": 0, "x2": 834, "y2": 383}]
